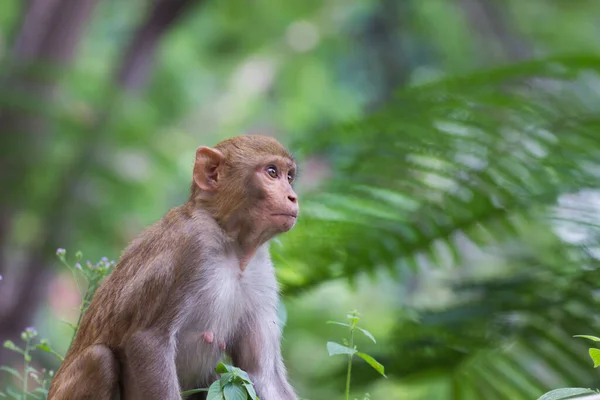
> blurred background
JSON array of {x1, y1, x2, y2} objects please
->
[{"x1": 3, "y1": 0, "x2": 600, "y2": 398}]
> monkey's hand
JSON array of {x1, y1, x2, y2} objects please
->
[{"x1": 202, "y1": 331, "x2": 226, "y2": 351}]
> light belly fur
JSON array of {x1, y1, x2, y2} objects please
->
[{"x1": 175, "y1": 257, "x2": 246, "y2": 390}]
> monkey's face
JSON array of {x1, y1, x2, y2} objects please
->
[
  {"x1": 252, "y1": 157, "x2": 299, "y2": 235},
  {"x1": 192, "y1": 135, "x2": 300, "y2": 244}
]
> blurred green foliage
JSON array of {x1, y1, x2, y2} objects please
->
[{"x1": 4, "y1": 0, "x2": 600, "y2": 399}]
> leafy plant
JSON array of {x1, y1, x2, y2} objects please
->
[
  {"x1": 0, "y1": 249, "x2": 114, "y2": 399},
  {"x1": 0, "y1": 327, "x2": 58, "y2": 399},
  {"x1": 266, "y1": 55, "x2": 600, "y2": 399},
  {"x1": 54, "y1": 249, "x2": 116, "y2": 344},
  {"x1": 537, "y1": 388, "x2": 599, "y2": 400},
  {"x1": 182, "y1": 362, "x2": 259, "y2": 400},
  {"x1": 573, "y1": 335, "x2": 600, "y2": 369},
  {"x1": 536, "y1": 334, "x2": 600, "y2": 400},
  {"x1": 327, "y1": 310, "x2": 386, "y2": 400}
]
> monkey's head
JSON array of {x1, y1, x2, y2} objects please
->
[{"x1": 191, "y1": 135, "x2": 299, "y2": 245}]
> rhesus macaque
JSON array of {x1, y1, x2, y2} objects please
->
[{"x1": 48, "y1": 135, "x2": 300, "y2": 400}]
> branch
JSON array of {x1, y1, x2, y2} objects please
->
[
  {"x1": 116, "y1": 0, "x2": 204, "y2": 91},
  {"x1": 458, "y1": 0, "x2": 532, "y2": 63}
]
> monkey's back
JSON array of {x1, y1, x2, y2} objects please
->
[{"x1": 56, "y1": 205, "x2": 222, "y2": 379}]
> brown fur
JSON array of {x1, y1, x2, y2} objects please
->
[{"x1": 48, "y1": 135, "x2": 299, "y2": 400}]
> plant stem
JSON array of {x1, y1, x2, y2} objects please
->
[
  {"x1": 345, "y1": 328, "x2": 355, "y2": 400},
  {"x1": 60, "y1": 259, "x2": 83, "y2": 296},
  {"x1": 22, "y1": 340, "x2": 29, "y2": 399},
  {"x1": 70, "y1": 286, "x2": 96, "y2": 347}
]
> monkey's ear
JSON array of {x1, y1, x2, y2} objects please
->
[{"x1": 194, "y1": 147, "x2": 225, "y2": 191}]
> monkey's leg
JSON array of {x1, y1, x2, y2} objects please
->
[
  {"x1": 231, "y1": 318, "x2": 297, "y2": 400},
  {"x1": 49, "y1": 344, "x2": 119, "y2": 400},
  {"x1": 177, "y1": 331, "x2": 223, "y2": 400},
  {"x1": 121, "y1": 330, "x2": 181, "y2": 400}
]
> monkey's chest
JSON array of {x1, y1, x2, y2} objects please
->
[
  {"x1": 175, "y1": 264, "x2": 248, "y2": 387},
  {"x1": 182, "y1": 263, "x2": 248, "y2": 336}
]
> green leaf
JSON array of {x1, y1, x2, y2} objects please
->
[
  {"x1": 181, "y1": 388, "x2": 209, "y2": 397},
  {"x1": 537, "y1": 388, "x2": 598, "y2": 400},
  {"x1": 60, "y1": 320, "x2": 78, "y2": 332},
  {"x1": 356, "y1": 352, "x2": 386, "y2": 377},
  {"x1": 36, "y1": 343, "x2": 52, "y2": 352},
  {"x1": 589, "y1": 348, "x2": 600, "y2": 368},
  {"x1": 220, "y1": 373, "x2": 234, "y2": 386},
  {"x1": 32, "y1": 388, "x2": 48, "y2": 396},
  {"x1": 2, "y1": 341, "x2": 24, "y2": 355},
  {"x1": 215, "y1": 363, "x2": 230, "y2": 374},
  {"x1": 34, "y1": 344, "x2": 64, "y2": 361},
  {"x1": 357, "y1": 327, "x2": 376, "y2": 344},
  {"x1": 231, "y1": 367, "x2": 251, "y2": 383},
  {"x1": 207, "y1": 380, "x2": 224, "y2": 400},
  {"x1": 243, "y1": 382, "x2": 258, "y2": 400},
  {"x1": 223, "y1": 383, "x2": 248, "y2": 400},
  {"x1": 0, "y1": 366, "x2": 22, "y2": 381},
  {"x1": 327, "y1": 341, "x2": 357, "y2": 356},
  {"x1": 574, "y1": 335, "x2": 600, "y2": 342},
  {"x1": 326, "y1": 321, "x2": 350, "y2": 328}
]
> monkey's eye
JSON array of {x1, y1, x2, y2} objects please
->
[
  {"x1": 267, "y1": 166, "x2": 278, "y2": 178},
  {"x1": 287, "y1": 172, "x2": 294, "y2": 183}
]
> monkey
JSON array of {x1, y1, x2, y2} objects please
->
[{"x1": 48, "y1": 135, "x2": 300, "y2": 400}]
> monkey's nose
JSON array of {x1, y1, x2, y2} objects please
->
[{"x1": 287, "y1": 193, "x2": 297, "y2": 203}]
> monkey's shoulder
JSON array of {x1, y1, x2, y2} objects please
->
[
  {"x1": 120, "y1": 205, "x2": 222, "y2": 259},
  {"x1": 159, "y1": 205, "x2": 229, "y2": 247}
]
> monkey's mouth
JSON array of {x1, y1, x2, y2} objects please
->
[{"x1": 272, "y1": 213, "x2": 297, "y2": 219}]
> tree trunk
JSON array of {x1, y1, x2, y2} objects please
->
[
  {"x1": 0, "y1": 0, "x2": 102, "y2": 364},
  {"x1": 0, "y1": 0, "x2": 205, "y2": 364},
  {"x1": 117, "y1": 0, "x2": 203, "y2": 92},
  {"x1": 359, "y1": 0, "x2": 414, "y2": 110},
  {"x1": 458, "y1": 0, "x2": 532, "y2": 63}
]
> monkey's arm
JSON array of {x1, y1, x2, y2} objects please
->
[
  {"x1": 49, "y1": 249, "x2": 184, "y2": 400},
  {"x1": 231, "y1": 316, "x2": 297, "y2": 400},
  {"x1": 111, "y1": 252, "x2": 183, "y2": 400}
]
